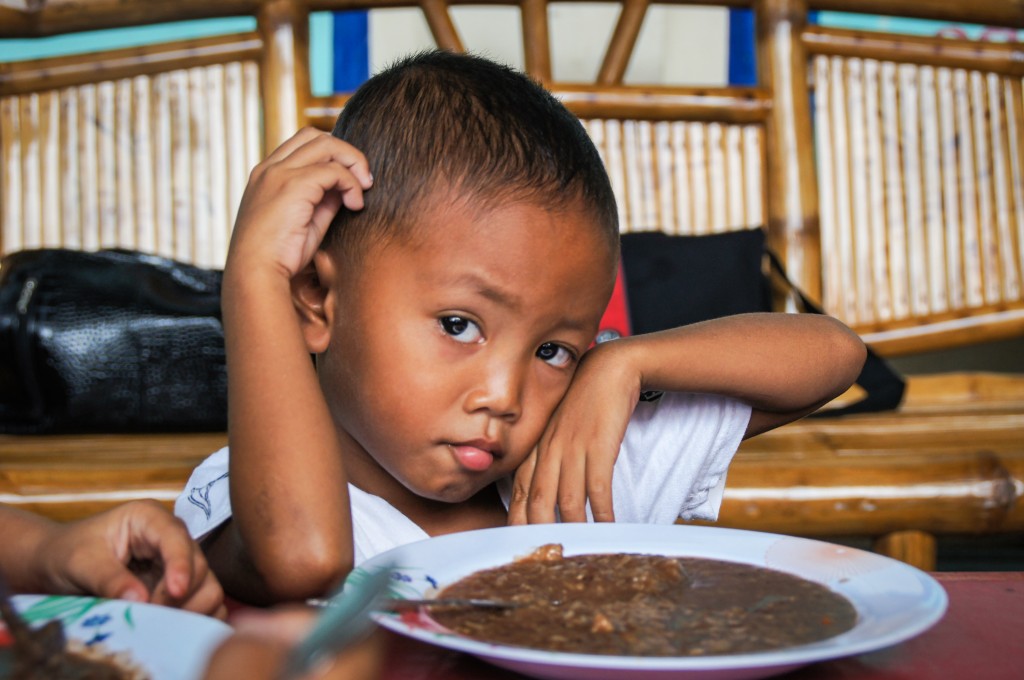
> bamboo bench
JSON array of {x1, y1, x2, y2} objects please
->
[{"x1": 2, "y1": 0, "x2": 1022, "y2": 570}]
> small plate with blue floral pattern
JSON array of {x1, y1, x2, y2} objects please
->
[{"x1": 0, "y1": 594, "x2": 232, "y2": 680}]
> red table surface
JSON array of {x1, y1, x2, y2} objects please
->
[{"x1": 378, "y1": 572, "x2": 1024, "y2": 680}]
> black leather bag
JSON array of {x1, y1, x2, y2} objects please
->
[
  {"x1": 620, "y1": 228, "x2": 905, "y2": 417},
  {"x1": 0, "y1": 249, "x2": 227, "y2": 433}
]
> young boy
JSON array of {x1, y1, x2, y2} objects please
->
[{"x1": 176, "y1": 50, "x2": 866, "y2": 605}]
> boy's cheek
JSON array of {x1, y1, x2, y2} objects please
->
[{"x1": 505, "y1": 447, "x2": 535, "y2": 473}]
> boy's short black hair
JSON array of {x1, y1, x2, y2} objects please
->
[{"x1": 325, "y1": 50, "x2": 619, "y2": 259}]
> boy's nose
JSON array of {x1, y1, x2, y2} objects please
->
[{"x1": 463, "y1": 362, "x2": 525, "y2": 421}]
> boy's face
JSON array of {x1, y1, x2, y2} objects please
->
[{"x1": 315, "y1": 198, "x2": 616, "y2": 508}]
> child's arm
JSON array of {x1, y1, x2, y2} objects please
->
[
  {"x1": 507, "y1": 312, "x2": 867, "y2": 525},
  {"x1": 0, "y1": 502, "x2": 225, "y2": 618},
  {"x1": 201, "y1": 129, "x2": 372, "y2": 604},
  {"x1": 202, "y1": 607, "x2": 383, "y2": 680}
]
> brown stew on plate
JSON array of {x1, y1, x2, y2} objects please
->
[{"x1": 430, "y1": 544, "x2": 857, "y2": 657}]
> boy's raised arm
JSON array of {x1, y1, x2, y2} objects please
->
[
  {"x1": 203, "y1": 129, "x2": 373, "y2": 604},
  {"x1": 510, "y1": 312, "x2": 867, "y2": 525},
  {"x1": 629, "y1": 313, "x2": 867, "y2": 435}
]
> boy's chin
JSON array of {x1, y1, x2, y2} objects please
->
[{"x1": 416, "y1": 479, "x2": 495, "y2": 505}]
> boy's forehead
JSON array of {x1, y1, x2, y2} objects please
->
[
  {"x1": 410, "y1": 192, "x2": 616, "y2": 252},
  {"x1": 430, "y1": 200, "x2": 616, "y2": 297}
]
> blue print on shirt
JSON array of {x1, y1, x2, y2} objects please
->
[{"x1": 187, "y1": 472, "x2": 228, "y2": 519}]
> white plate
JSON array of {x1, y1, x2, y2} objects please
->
[
  {"x1": 354, "y1": 524, "x2": 947, "y2": 680},
  {"x1": 2, "y1": 595, "x2": 232, "y2": 680}
]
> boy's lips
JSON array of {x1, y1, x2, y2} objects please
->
[{"x1": 448, "y1": 440, "x2": 500, "y2": 472}]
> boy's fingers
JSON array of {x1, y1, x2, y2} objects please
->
[
  {"x1": 506, "y1": 450, "x2": 536, "y2": 526},
  {"x1": 586, "y1": 462, "x2": 616, "y2": 523},
  {"x1": 556, "y1": 449, "x2": 588, "y2": 523},
  {"x1": 283, "y1": 133, "x2": 374, "y2": 190},
  {"x1": 288, "y1": 162, "x2": 367, "y2": 220},
  {"x1": 261, "y1": 126, "x2": 325, "y2": 165},
  {"x1": 525, "y1": 447, "x2": 560, "y2": 524},
  {"x1": 311, "y1": 187, "x2": 345, "y2": 225}
]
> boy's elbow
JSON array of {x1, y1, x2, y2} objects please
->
[
  {"x1": 828, "y1": 317, "x2": 868, "y2": 389},
  {"x1": 205, "y1": 519, "x2": 354, "y2": 605},
  {"x1": 260, "y1": 541, "x2": 353, "y2": 603}
]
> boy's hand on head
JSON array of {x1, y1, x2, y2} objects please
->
[
  {"x1": 37, "y1": 500, "x2": 226, "y2": 619},
  {"x1": 507, "y1": 342, "x2": 641, "y2": 526},
  {"x1": 227, "y1": 128, "x2": 372, "y2": 279}
]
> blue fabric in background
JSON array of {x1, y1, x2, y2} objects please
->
[
  {"x1": 727, "y1": 9, "x2": 818, "y2": 86},
  {"x1": 333, "y1": 11, "x2": 370, "y2": 93},
  {"x1": 727, "y1": 9, "x2": 757, "y2": 86}
]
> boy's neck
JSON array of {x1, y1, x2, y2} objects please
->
[{"x1": 392, "y1": 483, "x2": 508, "y2": 537}]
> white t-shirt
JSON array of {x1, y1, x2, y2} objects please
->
[{"x1": 175, "y1": 391, "x2": 750, "y2": 565}]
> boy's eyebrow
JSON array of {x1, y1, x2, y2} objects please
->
[
  {"x1": 450, "y1": 271, "x2": 594, "y2": 332},
  {"x1": 453, "y1": 272, "x2": 523, "y2": 310}
]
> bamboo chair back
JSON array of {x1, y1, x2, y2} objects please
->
[
  {"x1": 2, "y1": 0, "x2": 1022, "y2": 355},
  {"x1": 806, "y1": 25, "x2": 1024, "y2": 354},
  {"x1": 0, "y1": 34, "x2": 263, "y2": 268},
  {"x1": 303, "y1": 1, "x2": 770, "y2": 239}
]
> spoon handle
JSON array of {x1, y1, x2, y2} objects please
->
[
  {"x1": 281, "y1": 566, "x2": 392, "y2": 679},
  {"x1": 378, "y1": 597, "x2": 521, "y2": 611}
]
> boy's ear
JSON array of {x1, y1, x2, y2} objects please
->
[{"x1": 291, "y1": 251, "x2": 338, "y2": 354}]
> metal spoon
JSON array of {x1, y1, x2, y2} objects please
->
[
  {"x1": 377, "y1": 597, "x2": 523, "y2": 611},
  {"x1": 280, "y1": 566, "x2": 392, "y2": 680},
  {"x1": 308, "y1": 595, "x2": 522, "y2": 612}
]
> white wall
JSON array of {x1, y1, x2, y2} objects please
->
[{"x1": 369, "y1": 4, "x2": 728, "y2": 86}]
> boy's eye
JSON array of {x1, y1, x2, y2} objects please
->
[
  {"x1": 536, "y1": 342, "x2": 574, "y2": 368},
  {"x1": 439, "y1": 316, "x2": 483, "y2": 344}
]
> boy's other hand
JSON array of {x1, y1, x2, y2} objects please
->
[
  {"x1": 227, "y1": 128, "x2": 372, "y2": 279},
  {"x1": 507, "y1": 342, "x2": 641, "y2": 526},
  {"x1": 36, "y1": 500, "x2": 226, "y2": 619}
]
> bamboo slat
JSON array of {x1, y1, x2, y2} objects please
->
[
  {"x1": 2, "y1": 1, "x2": 1018, "y2": 42},
  {"x1": 597, "y1": 0, "x2": 650, "y2": 86},
  {"x1": 551, "y1": 86, "x2": 772, "y2": 124},
  {"x1": 803, "y1": 26, "x2": 1024, "y2": 77},
  {"x1": 759, "y1": 0, "x2": 822, "y2": 302},
  {"x1": 420, "y1": 0, "x2": 465, "y2": 52},
  {"x1": 0, "y1": 34, "x2": 264, "y2": 96},
  {"x1": 520, "y1": 0, "x2": 552, "y2": 82},
  {"x1": 258, "y1": 0, "x2": 309, "y2": 153},
  {"x1": 873, "y1": 531, "x2": 937, "y2": 571},
  {"x1": 0, "y1": 432, "x2": 227, "y2": 523},
  {"x1": 805, "y1": 0, "x2": 1023, "y2": 28},
  {"x1": 0, "y1": 1, "x2": 261, "y2": 37},
  {"x1": 712, "y1": 449, "x2": 1022, "y2": 537}
]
